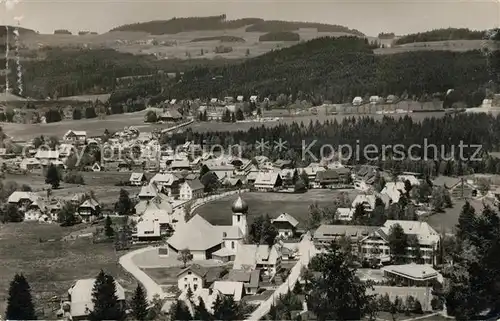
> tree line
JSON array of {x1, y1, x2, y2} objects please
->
[
  {"x1": 168, "y1": 113, "x2": 500, "y2": 176},
  {"x1": 394, "y1": 28, "x2": 500, "y2": 45}
]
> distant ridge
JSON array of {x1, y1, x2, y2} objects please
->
[
  {"x1": 110, "y1": 14, "x2": 364, "y2": 37},
  {"x1": 0, "y1": 26, "x2": 37, "y2": 38}
]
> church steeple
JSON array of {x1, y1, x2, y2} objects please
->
[{"x1": 231, "y1": 193, "x2": 248, "y2": 237}]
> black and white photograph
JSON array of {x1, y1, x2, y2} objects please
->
[{"x1": 0, "y1": 0, "x2": 499, "y2": 320}]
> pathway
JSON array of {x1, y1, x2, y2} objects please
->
[
  {"x1": 119, "y1": 246, "x2": 167, "y2": 302},
  {"x1": 245, "y1": 232, "x2": 317, "y2": 321}
]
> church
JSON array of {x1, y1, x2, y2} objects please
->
[{"x1": 164, "y1": 195, "x2": 249, "y2": 261}]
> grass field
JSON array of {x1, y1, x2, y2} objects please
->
[
  {"x1": 6, "y1": 172, "x2": 140, "y2": 206},
  {"x1": 194, "y1": 189, "x2": 359, "y2": 227},
  {"x1": 0, "y1": 222, "x2": 137, "y2": 318}
]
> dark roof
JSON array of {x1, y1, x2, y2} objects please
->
[
  {"x1": 177, "y1": 264, "x2": 209, "y2": 278},
  {"x1": 186, "y1": 179, "x2": 204, "y2": 191}
]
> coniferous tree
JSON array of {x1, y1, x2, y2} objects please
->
[
  {"x1": 212, "y1": 294, "x2": 242, "y2": 321},
  {"x1": 194, "y1": 298, "x2": 212, "y2": 320},
  {"x1": 5, "y1": 273, "x2": 37, "y2": 320},
  {"x1": 104, "y1": 215, "x2": 114, "y2": 238},
  {"x1": 168, "y1": 300, "x2": 192, "y2": 320},
  {"x1": 115, "y1": 189, "x2": 132, "y2": 215},
  {"x1": 89, "y1": 270, "x2": 126, "y2": 321},
  {"x1": 45, "y1": 164, "x2": 60, "y2": 189},
  {"x1": 307, "y1": 242, "x2": 375, "y2": 321},
  {"x1": 130, "y1": 284, "x2": 148, "y2": 321}
]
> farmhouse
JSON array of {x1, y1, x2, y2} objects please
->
[
  {"x1": 137, "y1": 184, "x2": 159, "y2": 201},
  {"x1": 67, "y1": 279, "x2": 125, "y2": 320},
  {"x1": 150, "y1": 173, "x2": 180, "y2": 196},
  {"x1": 176, "y1": 264, "x2": 225, "y2": 292},
  {"x1": 158, "y1": 109, "x2": 183, "y2": 122},
  {"x1": 179, "y1": 179, "x2": 205, "y2": 200},
  {"x1": 63, "y1": 130, "x2": 87, "y2": 143},
  {"x1": 133, "y1": 219, "x2": 161, "y2": 241},
  {"x1": 233, "y1": 244, "x2": 282, "y2": 276},
  {"x1": 129, "y1": 172, "x2": 147, "y2": 186},
  {"x1": 77, "y1": 198, "x2": 101, "y2": 223},
  {"x1": 271, "y1": 213, "x2": 299, "y2": 239},
  {"x1": 254, "y1": 172, "x2": 282, "y2": 192},
  {"x1": 164, "y1": 196, "x2": 248, "y2": 260},
  {"x1": 315, "y1": 168, "x2": 351, "y2": 187},
  {"x1": 432, "y1": 176, "x2": 478, "y2": 199}
]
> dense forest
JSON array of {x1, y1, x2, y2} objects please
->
[
  {"x1": 110, "y1": 14, "x2": 364, "y2": 36},
  {"x1": 2, "y1": 48, "x2": 241, "y2": 99},
  {"x1": 168, "y1": 113, "x2": 500, "y2": 176},
  {"x1": 163, "y1": 37, "x2": 499, "y2": 102},
  {"x1": 190, "y1": 36, "x2": 245, "y2": 43},
  {"x1": 394, "y1": 28, "x2": 499, "y2": 44},
  {"x1": 259, "y1": 31, "x2": 300, "y2": 42}
]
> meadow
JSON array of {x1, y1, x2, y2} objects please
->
[
  {"x1": 194, "y1": 189, "x2": 359, "y2": 228},
  {"x1": 0, "y1": 222, "x2": 137, "y2": 318}
]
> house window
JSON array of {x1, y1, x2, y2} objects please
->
[
  {"x1": 237, "y1": 216, "x2": 241, "y2": 222},
  {"x1": 184, "y1": 284, "x2": 188, "y2": 288},
  {"x1": 193, "y1": 277, "x2": 198, "y2": 281},
  {"x1": 193, "y1": 284, "x2": 198, "y2": 291},
  {"x1": 231, "y1": 241, "x2": 235, "y2": 249},
  {"x1": 184, "y1": 277, "x2": 188, "y2": 281}
]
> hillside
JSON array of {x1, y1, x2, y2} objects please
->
[
  {"x1": 110, "y1": 14, "x2": 364, "y2": 36},
  {"x1": 163, "y1": 36, "x2": 497, "y2": 102},
  {"x1": 0, "y1": 26, "x2": 37, "y2": 38},
  {"x1": 190, "y1": 35, "x2": 245, "y2": 43},
  {"x1": 395, "y1": 28, "x2": 500, "y2": 45}
]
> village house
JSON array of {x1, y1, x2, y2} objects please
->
[
  {"x1": 8, "y1": 191, "x2": 37, "y2": 210},
  {"x1": 24, "y1": 198, "x2": 48, "y2": 221},
  {"x1": 335, "y1": 208, "x2": 355, "y2": 221},
  {"x1": 77, "y1": 198, "x2": 101, "y2": 223},
  {"x1": 170, "y1": 159, "x2": 192, "y2": 172},
  {"x1": 233, "y1": 244, "x2": 282, "y2": 276},
  {"x1": 158, "y1": 109, "x2": 183, "y2": 122},
  {"x1": 177, "y1": 264, "x2": 223, "y2": 292},
  {"x1": 432, "y1": 176, "x2": 478, "y2": 199},
  {"x1": 35, "y1": 150, "x2": 60, "y2": 166},
  {"x1": 63, "y1": 130, "x2": 87, "y2": 144},
  {"x1": 137, "y1": 184, "x2": 159, "y2": 201},
  {"x1": 150, "y1": 173, "x2": 180, "y2": 196},
  {"x1": 313, "y1": 224, "x2": 377, "y2": 255},
  {"x1": 315, "y1": 168, "x2": 351, "y2": 188},
  {"x1": 254, "y1": 172, "x2": 282, "y2": 192},
  {"x1": 164, "y1": 196, "x2": 248, "y2": 260},
  {"x1": 67, "y1": 279, "x2": 125, "y2": 320},
  {"x1": 380, "y1": 181, "x2": 407, "y2": 204},
  {"x1": 133, "y1": 219, "x2": 161, "y2": 242},
  {"x1": 20, "y1": 158, "x2": 41, "y2": 171},
  {"x1": 271, "y1": 213, "x2": 299, "y2": 239},
  {"x1": 224, "y1": 269, "x2": 260, "y2": 295},
  {"x1": 352, "y1": 194, "x2": 378, "y2": 212},
  {"x1": 212, "y1": 281, "x2": 245, "y2": 301},
  {"x1": 179, "y1": 179, "x2": 204, "y2": 200},
  {"x1": 129, "y1": 172, "x2": 147, "y2": 186}
]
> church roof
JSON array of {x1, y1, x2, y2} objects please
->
[{"x1": 231, "y1": 195, "x2": 248, "y2": 213}]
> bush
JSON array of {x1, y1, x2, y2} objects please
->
[{"x1": 63, "y1": 172, "x2": 85, "y2": 185}]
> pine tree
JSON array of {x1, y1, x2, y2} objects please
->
[
  {"x1": 456, "y1": 201, "x2": 477, "y2": 241},
  {"x1": 115, "y1": 189, "x2": 132, "y2": 215},
  {"x1": 130, "y1": 284, "x2": 148, "y2": 321},
  {"x1": 104, "y1": 215, "x2": 114, "y2": 238},
  {"x1": 168, "y1": 300, "x2": 192, "y2": 320},
  {"x1": 5, "y1": 273, "x2": 37, "y2": 320},
  {"x1": 212, "y1": 294, "x2": 241, "y2": 320},
  {"x1": 45, "y1": 164, "x2": 60, "y2": 189},
  {"x1": 89, "y1": 270, "x2": 125, "y2": 321},
  {"x1": 194, "y1": 298, "x2": 212, "y2": 320}
]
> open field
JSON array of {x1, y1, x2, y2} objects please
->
[
  {"x1": 194, "y1": 189, "x2": 359, "y2": 227},
  {"x1": 0, "y1": 109, "x2": 447, "y2": 139},
  {"x1": 19, "y1": 29, "x2": 495, "y2": 60},
  {"x1": 0, "y1": 223, "x2": 137, "y2": 318},
  {"x1": 6, "y1": 172, "x2": 140, "y2": 206}
]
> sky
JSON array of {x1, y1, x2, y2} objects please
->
[{"x1": 1, "y1": 0, "x2": 499, "y2": 37}]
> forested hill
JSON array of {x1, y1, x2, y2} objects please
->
[
  {"x1": 165, "y1": 36, "x2": 499, "y2": 102},
  {"x1": 394, "y1": 28, "x2": 500, "y2": 45},
  {"x1": 110, "y1": 14, "x2": 364, "y2": 36}
]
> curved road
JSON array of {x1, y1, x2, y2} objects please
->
[{"x1": 119, "y1": 246, "x2": 167, "y2": 302}]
